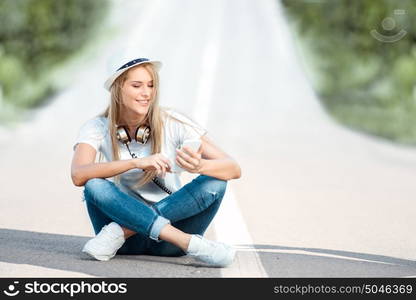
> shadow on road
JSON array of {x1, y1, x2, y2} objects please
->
[
  {"x1": 0, "y1": 229, "x2": 221, "y2": 277},
  {"x1": 1, "y1": 229, "x2": 415, "y2": 277}
]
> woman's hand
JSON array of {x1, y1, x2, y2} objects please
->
[
  {"x1": 134, "y1": 154, "x2": 172, "y2": 178},
  {"x1": 175, "y1": 146, "x2": 203, "y2": 173}
]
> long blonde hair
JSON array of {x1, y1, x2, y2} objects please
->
[{"x1": 100, "y1": 63, "x2": 165, "y2": 187}]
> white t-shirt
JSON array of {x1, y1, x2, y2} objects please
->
[{"x1": 73, "y1": 109, "x2": 207, "y2": 203}]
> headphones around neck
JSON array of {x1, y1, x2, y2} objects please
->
[
  {"x1": 115, "y1": 124, "x2": 173, "y2": 196},
  {"x1": 116, "y1": 125, "x2": 151, "y2": 145}
]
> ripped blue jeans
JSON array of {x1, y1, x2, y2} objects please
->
[{"x1": 83, "y1": 175, "x2": 227, "y2": 257}]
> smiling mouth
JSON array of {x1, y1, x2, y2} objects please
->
[{"x1": 136, "y1": 100, "x2": 150, "y2": 105}]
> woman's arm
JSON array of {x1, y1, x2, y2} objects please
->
[
  {"x1": 198, "y1": 157, "x2": 241, "y2": 181},
  {"x1": 71, "y1": 143, "x2": 136, "y2": 186},
  {"x1": 71, "y1": 143, "x2": 174, "y2": 187},
  {"x1": 176, "y1": 135, "x2": 241, "y2": 181}
]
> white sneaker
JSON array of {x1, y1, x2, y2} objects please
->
[
  {"x1": 186, "y1": 235, "x2": 235, "y2": 267},
  {"x1": 82, "y1": 222, "x2": 125, "y2": 261}
]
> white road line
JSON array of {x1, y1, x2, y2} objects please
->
[
  {"x1": 236, "y1": 247, "x2": 399, "y2": 266},
  {"x1": 214, "y1": 191, "x2": 268, "y2": 277},
  {"x1": 191, "y1": 0, "x2": 267, "y2": 278}
]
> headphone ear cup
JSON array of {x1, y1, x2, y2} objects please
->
[
  {"x1": 135, "y1": 125, "x2": 151, "y2": 144},
  {"x1": 116, "y1": 126, "x2": 131, "y2": 144}
]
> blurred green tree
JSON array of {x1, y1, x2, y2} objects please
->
[
  {"x1": 282, "y1": 0, "x2": 416, "y2": 144},
  {"x1": 0, "y1": 0, "x2": 108, "y2": 120}
]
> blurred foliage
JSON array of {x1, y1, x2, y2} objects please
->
[
  {"x1": 282, "y1": 0, "x2": 416, "y2": 144},
  {"x1": 0, "y1": 0, "x2": 108, "y2": 121}
]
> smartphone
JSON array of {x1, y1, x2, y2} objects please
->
[
  {"x1": 180, "y1": 139, "x2": 202, "y2": 152},
  {"x1": 172, "y1": 139, "x2": 202, "y2": 173}
]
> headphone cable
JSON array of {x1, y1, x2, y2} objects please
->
[{"x1": 124, "y1": 143, "x2": 172, "y2": 195}]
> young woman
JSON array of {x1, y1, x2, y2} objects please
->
[{"x1": 71, "y1": 57, "x2": 241, "y2": 267}]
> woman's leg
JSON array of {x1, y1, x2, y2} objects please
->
[
  {"x1": 84, "y1": 177, "x2": 234, "y2": 266},
  {"x1": 152, "y1": 175, "x2": 227, "y2": 223},
  {"x1": 83, "y1": 188, "x2": 148, "y2": 255},
  {"x1": 84, "y1": 200, "x2": 112, "y2": 235},
  {"x1": 147, "y1": 188, "x2": 235, "y2": 267},
  {"x1": 148, "y1": 175, "x2": 226, "y2": 257},
  {"x1": 83, "y1": 178, "x2": 170, "y2": 241},
  {"x1": 147, "y1": 195, "x2": 223, "y2": 257},
  {"x1": 116, "y1": 175, "x2": 227, "y2": 256}
]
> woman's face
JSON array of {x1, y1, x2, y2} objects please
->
[{"x1": 121, "y1": 66, "x2": 154, "y2": 119}]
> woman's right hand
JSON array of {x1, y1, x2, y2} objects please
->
[{"x1": 134, "y1": 154, "x2": 172, "y2": 178}]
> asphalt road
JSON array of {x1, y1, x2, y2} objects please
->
[{"x1": 1, "y1": 0, "x2": 416, "y2": 277}]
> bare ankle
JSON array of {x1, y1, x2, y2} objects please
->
[
  {"x1": 121, "y1": 227, "x2": 136, "y2": 239},
  {"x1": 159, "y1": 224, "x2": 192, "y2": 251}
]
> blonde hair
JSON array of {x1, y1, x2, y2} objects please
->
[{"x1": 100, "y1": 63, "x2": 164, "y2": 187}]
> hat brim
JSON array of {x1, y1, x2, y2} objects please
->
[{"x1": 104, "y1": 60, "x2": 162, "y2": 91}]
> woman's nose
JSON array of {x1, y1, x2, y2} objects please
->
[{"x1": 140, "y1": 87, "x2": 151, "y2": 98}]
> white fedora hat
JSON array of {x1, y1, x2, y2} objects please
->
[{"x1": 104, "y1": 57, "x2": 162, "y2": 91}]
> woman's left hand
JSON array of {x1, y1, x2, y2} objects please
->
[{"x1": 175, "y1": 146, "x2": 203, "y2": 173}]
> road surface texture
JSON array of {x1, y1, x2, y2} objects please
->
[{"x1": 1, "y1": 0, "x2": 415, "y2": 277}]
